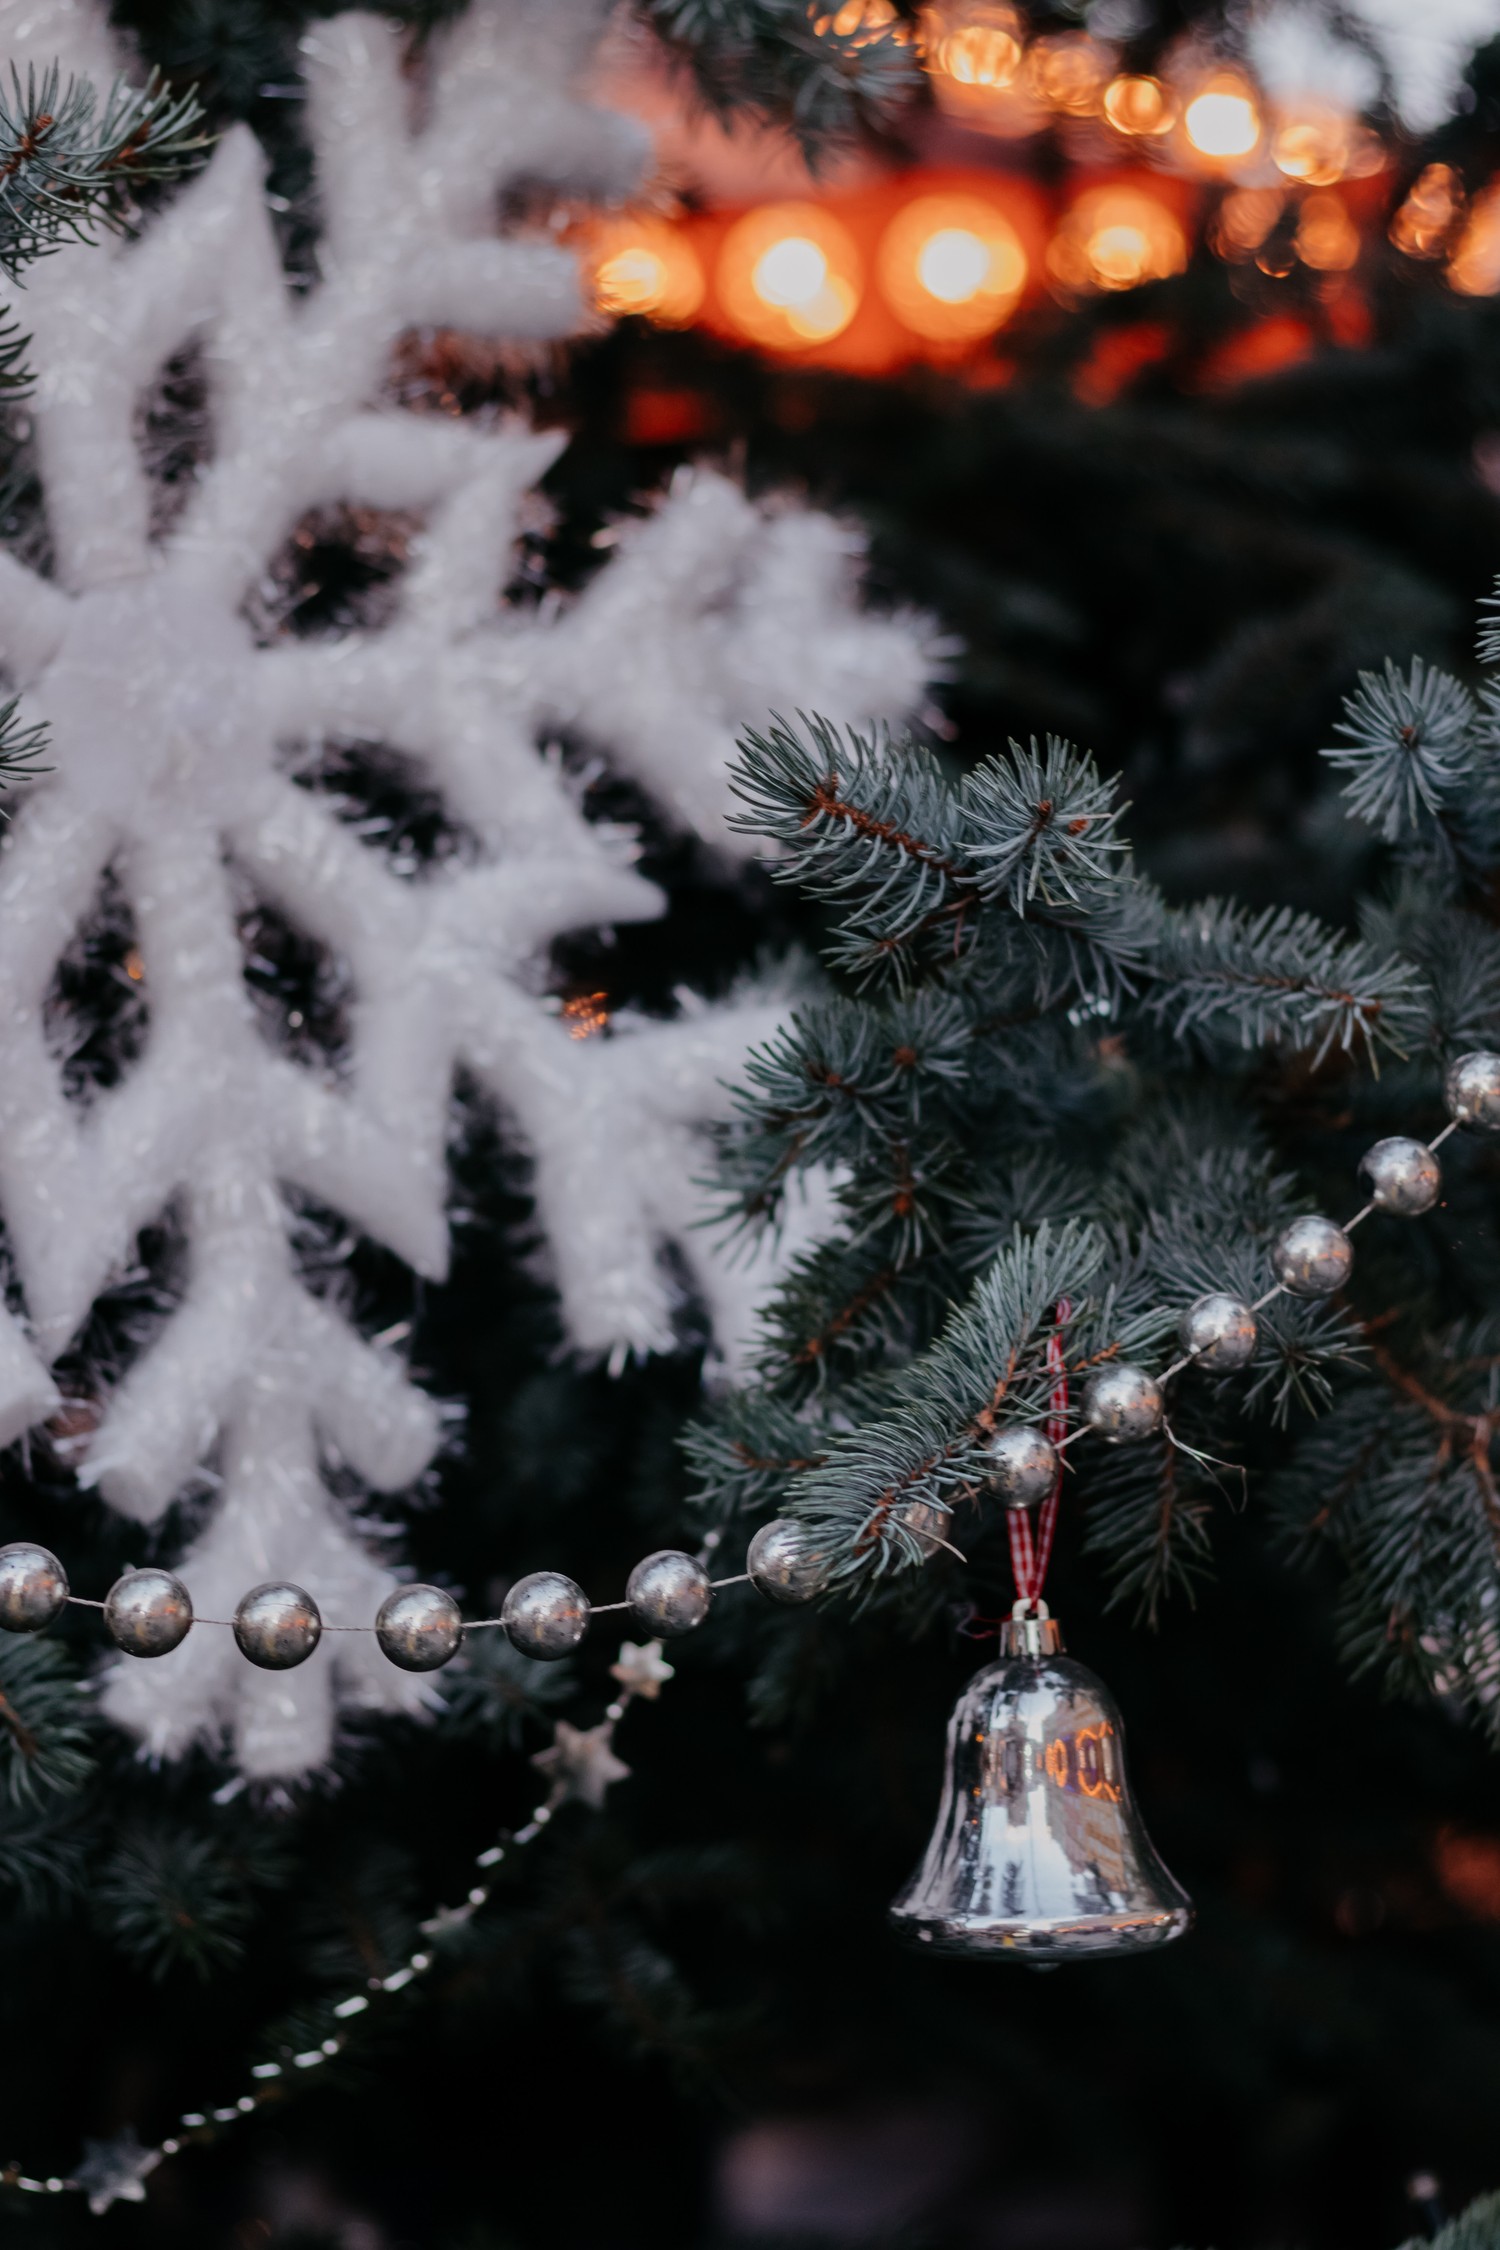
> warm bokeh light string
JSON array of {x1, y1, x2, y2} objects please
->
[{"x1": 582, "y1": 0, "x2": 1500, "y2": 383}]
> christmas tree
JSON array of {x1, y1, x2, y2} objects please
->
[{"x1": 2, "y1": 1, "x2": 1500, "y2": 2246}]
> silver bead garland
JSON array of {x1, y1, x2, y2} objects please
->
[
  {"x1": 104, "y1": 1568, "x2": 193, "y2": 1658},
  {"x1": 983, "y1": 1424, "x2": 1059, "y2": 1508},
  {"x1": 1, "y1": 1057, "x2": 1484, "y2": 1677},
  {"x1": 0, "y1": 1058, "x2": 1489, "y2": 2212}
]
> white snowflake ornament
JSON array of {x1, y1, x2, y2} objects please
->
[{"x1": 0, "y1": 0, "x2": 936, "y2": 1779}]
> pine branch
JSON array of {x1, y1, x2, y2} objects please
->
[
  {"x1": 1149, "y1": 898, "x2": 1427, "y2": 1066},
  {"x1": 0, "y1": 1636, "x2": 94, "y2": 1806},
  {"x1": 1326, "y1": 657, "x2": 1478, "y2": 843},
  {"x1": 0, "y1": 62, "x2": 206, "y2": 279},
  {"x1": 639, "y1": 0, "x2": 921, "y2": 157},
  {"x1": 94, "y1": 1820, "x2": 258, "y2": 1980},
  {"x1": 775, "y1": 1220, "x2": 1176, "y2": 1591}
]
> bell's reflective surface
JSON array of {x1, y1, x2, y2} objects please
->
[{"x1": 890, "y1": 1609, "x2": 1192, "y2": 1962}]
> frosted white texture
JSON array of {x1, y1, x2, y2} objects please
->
[{"x1": 0, "y1": 0, "x2": 934, "y2": 1774}]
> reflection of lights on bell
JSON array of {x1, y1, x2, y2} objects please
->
[
  {"x1": 879, "y1": 193, "x2": 1028, "y2": 339},
  {"x1": 1391, "y1": 163, "x2": 1463, "y2": 260},
  {"x1": 1448, "y1": 183, "x2": 1500, "y2": 296},
  {"x1": 1212, "y1": 186, "x2": 1284, "y2": 258},
  {"x1": 1048, "y1": 185, "x2": 1187, "y2": 294},
  {"x1": 1295, "y1": 190, "x2": 1359, "y2": 272},
  {"x1": 890, "y1": 1607, "x2": 1194, "y2": 1961},
  {"x1": 1102, "y1": 73, "x2": 1175, "y2": 136},
  {"x1": 1183, "y1": 76, "x2": 1261, "y2": 160},
  {"x1": 592, "y1": 218, "x2": 705, "y2": 326},
  {"x1": 718, "y1": 204, "x2": 862, "y2": 349},
  {"x1": 1272, "y1": 106, "x2": 1350, "y2": 186},
  {"x1": 1025, "y1": 32, "x2": 1110, "y2": 115}
]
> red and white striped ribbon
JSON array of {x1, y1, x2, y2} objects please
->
[{"x1": 1005, "y1": 1296, "x2": 1071, "y2": 1612}]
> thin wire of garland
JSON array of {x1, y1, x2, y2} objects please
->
[{"x1": 1, "y1": 1071, "x2": 1489, "y2": 2210}]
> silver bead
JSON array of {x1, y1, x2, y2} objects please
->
[
  {"x1": 1445, "y1": 1051, "x2": 1500, "y2": 1132},
  {"x1": 896, "y1": 1499, "x2": 952, "y2": 1551},
  {"x1": 984, "y1": 1425, "x2": 1059, "y2": 1509},
  {"x1": 625, "y1": 1550, "x2": 712, "y2": 1638},
  {"x1": 104, "y1": 1567, "x2": 192, "y2": 1658},
  {"x1": 375, "y1": 1583, "x2": 462, "y2": 1672},
  {"x1": 233, "y1": 1581, "x2": 322, "y2": 1670},
  {"x1": 1178, "y1": 1293, "x2": 1257, "y2": 1372},
  {"x1": 501, "y1": 1570, "x2": 589, "y2": 1660},
  {"x1": 0, "y1": 1542, "x2": 68, "y2": 1633},
  {"x1": 746, "y1": 1519, "x2": 830, "y2": 1605},
  {"x1": 1082, "y1": 1365, "x2": 1163, "y2": 1443},
  {"x1": 1271, "y1": 1214, "x2": 1352, "y2": 1297},
  {"x1": 1359, "y1": 1136, "x2": 1440, "y2": 1216}
]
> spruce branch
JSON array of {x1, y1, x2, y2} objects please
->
[
  {"x1": 639, "y1": 0, "x2": 921, "y2": 156},
  {"x1": 0, "y1": 62, "x2": 206, "y2": 279},
  {"x1": 1084, "y1": 1437, "x2": 1217, "y2": 1627},
  {"x1": 1326, "y1": 657, "x2": 1478, "y2": 843},
  {"x1": 0, "y1": 1635, "x2": 94, "y2": 1806},
  {"x1": 729, "y1": 714, "x2": 1150, "y2": 995},
  {"x1": 774, "y1": 1221, "x2": 1175, "y2": 1591},
  {"x1": 0, "y1": 692, "x2": 48, "y2": 789},
  {"x1": 94, "y1": 1821, "x2": 257, "y2": 1980},
  {"x1": 1149, "y1": 898, "x2": 1426, "y2": 1065}
]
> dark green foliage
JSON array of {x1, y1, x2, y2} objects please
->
[
  {"x1": 687, "y1": 602, "x2": 1500, "y2": 1744},
  {"x1": 0, "y1": 1634, "x2": 93, "y2": 1804},
  {"x1": 642, "y1": 0, "x2": 920, "y2": 156}
]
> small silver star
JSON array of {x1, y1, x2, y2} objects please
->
[
  {"x1": 531, "y1": 1719, "x2": 631, "y2": 1809},
  {"x1": 74, "y1": 2130, "x2": 160, "y2": 2214},
  {"x1": 609, "y1": 1638, "x2": 675, "y2": 1700}
]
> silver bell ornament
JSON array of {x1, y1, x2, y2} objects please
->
[
  {"x1": 1272, "y1": 1214, "x2": 1352, "y2": 1297},
  {"x1": 984, "y1": 1425, "x2": 1059, "y2": 1509},
  {"x1": 0, "y1": 1542, "x2": 68, "y2": 1633},
  {"x1": 1445, "y1": 1051, "x2": 1500, "y2": 1132},
  {"x1": 1178, "y1": 1293, "x2": 1256, "y2": 1372},
  {"x1": 626, "y1": 1550, "x2": 712, "y2": 1638},
  {"x1": 375, "y1": 1583, "x2": 462, "y2": 1672},
  {"x1": 233, "y1": 1581, "x2": 322, "y2": 1670},
  {"x1": 889, "y1": 1607, "x2": 1193, "y2": 1962},
  {"x1": 501, "y1": 1570, "x2": 590, "y2": 1659},
  {"x1": 1082, "y1": 1364, "x2": 1163, "y2": 1443},
  {"x1": 746, "y1": 1519, "x2": 831, "y2": 1605},
  {"x1": 1359, "y1": 1135, "x2": 1440, "y2": 1216},
  {"x1": 104, "y1": 1567, "x2": 192, "y2": 1658}
]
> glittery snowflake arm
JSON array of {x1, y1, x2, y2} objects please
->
[{"x1": 0, "y1": 0, "x2": 933, "y2": 1777}]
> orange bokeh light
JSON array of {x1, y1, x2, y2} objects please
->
[
  {"x1": 1391, "y1": 163, "x2": 1464, "y2": 260},
  {"x1": 923, "y1": 1, "x2": 1024, "y2": 85},
  {"x1": 1296, "y1": 191, "x2": 1359, "y2": 272},
  {"x1": 1025, "y1": 32, "x2": 1111, "y2": 116},
  {"x1": 1448, "y1": 182, "x2": 1500, "y2": 295},
  {"x1": 1103, "y1": 74, "x2": 1175, "y2": 137},
  {"x1": 1183, "y1": 76, "x2": 1262, "y2": 162},
  {"x1": 1212, "y1": 187, "x2": 1284, "y2": 259},
  {"x1": 815, "y1": 0, "x2": 908, "y2": 42},
  {"x1": 1272, "y1": 106, "x2": 1351, "y2": 187},
  {"x1": 591, "y1": 216, "x2": 705, "y2": 325},
  {"x1": 717, "y1": 203, "x2": 863, "y2": 349},
  {"x1": 1048, "y1": 184, "x2": 1188, "y2": 294},
  {"x1": 879, "y1": 193, "x2": 1028, "y2": 338}
]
